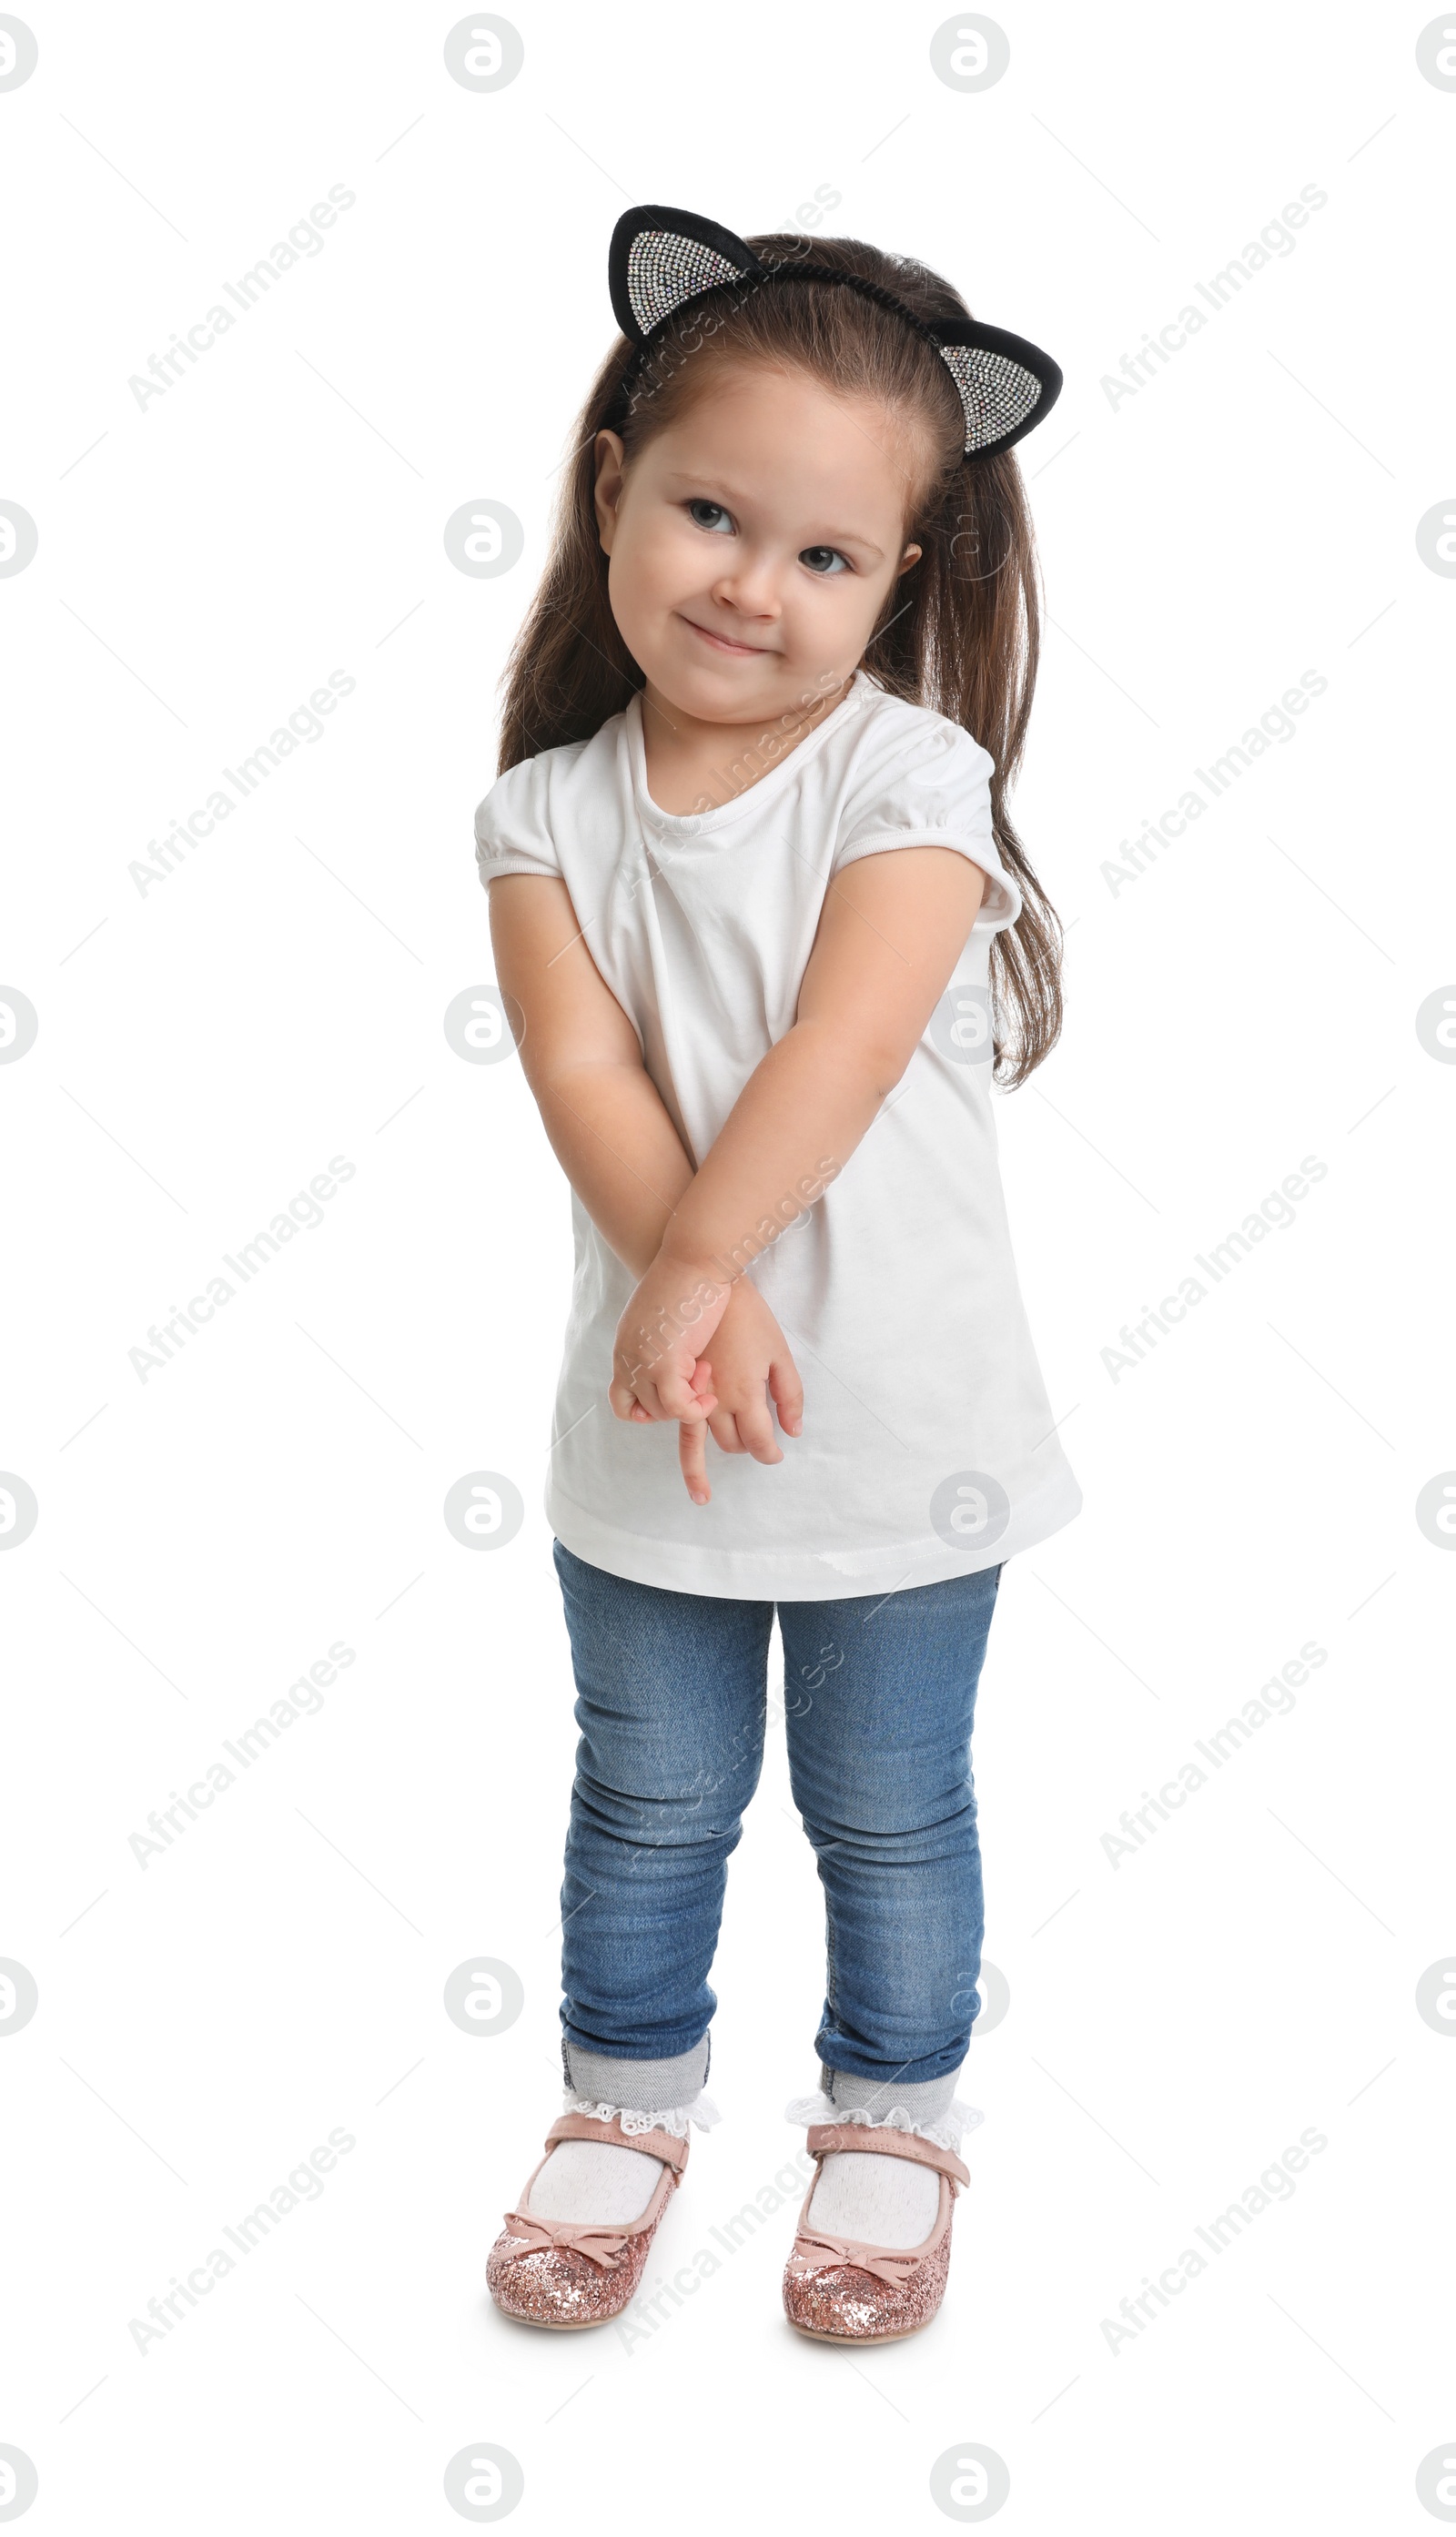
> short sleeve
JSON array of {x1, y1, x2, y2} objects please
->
[
  {"x1": 473, "y1": 756, "x2": 561, "y2": 888},
  {"x1": 833, "y1": 713, "x2": 1022, "y2": 933}
]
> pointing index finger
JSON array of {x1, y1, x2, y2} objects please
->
[{"x1": 680, "y1": 1416, "x2": 710, "y2": 1506}]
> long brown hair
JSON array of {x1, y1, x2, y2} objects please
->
[{"x1": 496, "y1": 229, "x2": 1063, "y2": 1084}]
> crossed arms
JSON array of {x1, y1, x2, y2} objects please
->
[{"x1": 488, "y1": 845, "x2": 986, "y2": 1504}]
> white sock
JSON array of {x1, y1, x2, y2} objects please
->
[
  {"x1": 524, "y1": 2138, "x2": 664, "y2": 2224},
  {"x1": 807, "y1": 2149, "x2": 941, "y2": 2249},
  {"x1": 535, "y1": 2046, "x2": 709, "y2": 2226}
]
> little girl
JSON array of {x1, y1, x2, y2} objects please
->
[{"x1": 474, "y1": 205, "x2": 1081, "y2": 2343}]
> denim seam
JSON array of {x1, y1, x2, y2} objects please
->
[{"x1": 820, "y1": 1855, "x2": 841, "y2": 2076}]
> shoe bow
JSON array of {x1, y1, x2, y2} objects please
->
[
  {"x1": 787, "y1": 2228, "x2": 922, "y2": 2289},
  {"x1": 499, "y1": 2210, "x2": 631, "y2": 2271}
]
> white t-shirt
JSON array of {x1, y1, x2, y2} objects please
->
[{"x1": 475, "y1": 667, "x2": 1081, "y2": 1600}]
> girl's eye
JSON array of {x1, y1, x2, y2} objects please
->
[
  {"x1": 686, "y1": 499, "x2": 733, "y2": 533},
  {"x1": 801, "y1": 545, "x2": 851, "y2": 576}
]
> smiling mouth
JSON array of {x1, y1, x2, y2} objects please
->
[{"x1": 681, "y1": 616, "x2": 774, "y2": 658}]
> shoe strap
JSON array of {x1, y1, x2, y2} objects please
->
[
  {"x1": 546, "y1": 2110, "x2": 690, "y2": 2172},
  {"x1": 806, "y1": 2121, "x2": 969, "y2": 2189}
]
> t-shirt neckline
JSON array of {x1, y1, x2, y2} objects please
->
[{"x1": 626, "y1": 668, "x2": 874, "y2": 833}]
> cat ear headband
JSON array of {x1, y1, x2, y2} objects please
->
[{"x1": 607, "y1": 203, "x2": 1063, "y2": 462}]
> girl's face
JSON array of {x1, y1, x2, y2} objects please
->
[{"x1": 592, "y1": 363, "x2": 927, "y2": 728}]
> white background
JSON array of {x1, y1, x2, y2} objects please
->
[{"x1": 3, "y1": 3, "x2": 1453, "y2": 2529}]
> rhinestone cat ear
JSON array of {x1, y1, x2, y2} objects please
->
[
  {"x1": 608, "y1": 205, "x2": 761, "y2": 341},
  {"x1": 607, "y1": 204, "x2": 1062, "y2": 462},
  {"x1": 924, "y1": 318, "x2": 1062, "y2": 459}
]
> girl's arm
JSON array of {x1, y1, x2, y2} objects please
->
[
  {"x1": 488, "y1": 874, "x2": 693, "y2": 1279},
  {"x1": 609, "y1": 844, "x2": 986, "y2": 1420},
  {"x1": 489, "y1": 874, "x2": 804, "y2": 1482}
]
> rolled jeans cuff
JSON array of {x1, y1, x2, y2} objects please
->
[
  {"x1": 818, "y1": 2062, "x2": 963, "y2": 2126},
  {"x1": 562, "y1": 2032, "x2": 711, "y2": 2116}
]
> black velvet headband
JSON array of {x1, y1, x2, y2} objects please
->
[{"x1": 607, "y1": 204, "x2": 1063, "y2": 462}]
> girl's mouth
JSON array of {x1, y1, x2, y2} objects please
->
[{"x1": 681, "y1": 616, "x2": 774, "y2": 659}]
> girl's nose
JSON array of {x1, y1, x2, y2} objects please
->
[{"x1": 710, "y1": 553, "x2": 781, "y2": 618}]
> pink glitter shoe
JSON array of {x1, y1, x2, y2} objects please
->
[
  {"x1": 487, "y1": 2110, "x2": 690, "y2": 2331},
  {"x1": 782, "y1": 2121, "x2": 970, "y2": 2344}
]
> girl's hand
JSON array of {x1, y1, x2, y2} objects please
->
[
  {"x1": 678, "y1": 1280, "x2": 804, "y2": 1507},
  {"x1": 608, "y1": 1254, "x2": 733, "y2": 1424}
]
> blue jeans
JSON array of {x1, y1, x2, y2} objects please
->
[{"x1": 552, "y1": 1541, "x2": 1002, "y2": 2097}]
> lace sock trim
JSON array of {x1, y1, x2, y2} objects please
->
[
  {"x1": 561, "y1": 2089, "x2": 721, "y2": 2142},
  {"x1": 783, "y1": 2089, "x2": 984, "y2": 2155}
]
